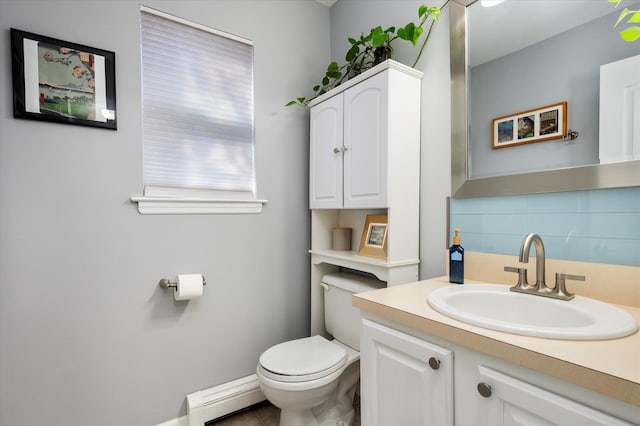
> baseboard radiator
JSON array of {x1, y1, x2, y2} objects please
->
[{"x1": 186, "y1": 374, "x2": 266, "y2": 426}]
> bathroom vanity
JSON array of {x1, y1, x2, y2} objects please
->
[{"x1": 353, "y1": 274, "x2": 640, "y2": 425}]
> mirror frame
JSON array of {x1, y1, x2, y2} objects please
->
[{"x1": 450, "y1": 0, "x2": 640, "y2": 198}]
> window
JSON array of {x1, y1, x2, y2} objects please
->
[{"x1": 132, "y1": 6, "x2": 266, "y2": 214}]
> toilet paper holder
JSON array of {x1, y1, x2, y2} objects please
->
[{"x1": 159, "y1": 276, "x2": 207, "y2": 289}]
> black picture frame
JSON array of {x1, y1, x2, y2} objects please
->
[{"x1": 10, "y1": 28, "x2": 117, "y2": 130}]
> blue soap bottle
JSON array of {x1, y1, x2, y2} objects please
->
[{"x1": 449, "y1": 228, "x2": 464, "y2": 284}]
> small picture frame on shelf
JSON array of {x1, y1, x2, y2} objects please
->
[{"x1": 358, "y1": 214, "x2": 388, "y2": 260}]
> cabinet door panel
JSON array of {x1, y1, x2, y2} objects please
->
[
  {"x1": 361, "y1": 320, "x2": 453, "y2": 426},
  {"x1": 477, "y1": 366, "x2": 634, "y2": 426},
  {"x1": 310, "y1": 95, "x2": 343, "y2": 208},
  {"x1": 344, "y1": 72, "x2": 388, "y2": 208}
]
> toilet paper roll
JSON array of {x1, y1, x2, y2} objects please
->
[{"x1": 174, "y1": 274, "x2": 204, "y2": 301}]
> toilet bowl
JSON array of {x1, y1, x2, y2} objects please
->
[
  {"x1": 257, "y1": 336, "x2": 360, "y2": 425},
  {"x1": 256, "y1": 272, "x2": 384, "y2": 426}
]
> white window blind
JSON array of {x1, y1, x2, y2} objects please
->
[{"x1": 140, "y1": 7, "x2": 255, "y2": 196}]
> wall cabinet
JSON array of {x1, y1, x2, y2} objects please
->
[
  {"x1": 360, "y1": 319, "x2": 453, "y2": 426},
  {"x1": 309, "y1": 61, "x2": 420, "y2": 209},
  {"x1": 308, "y1": 60, "x2": 423, "y2": 336},
  {"x1": 360, "y1": 316, "x2": 639, "y2": 426}
]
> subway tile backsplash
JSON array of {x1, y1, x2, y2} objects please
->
[{"x1": 449, "y1": 187, "x2": 640, "y2": 267}]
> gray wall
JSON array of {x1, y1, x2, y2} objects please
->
[
  {"x1": 0, "y1": 1, "x2": 328, "y2": 425},
  {"x1": 469, "y1": 10, "x2": 640, "y2": 178},
  {"x1": 330, "y1": 0, "x2": 452, "y2": 280}
]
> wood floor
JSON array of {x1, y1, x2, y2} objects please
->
[
  {"x1": 206, "y1": 396, "x2": 361, "y2": 426},
  {"x1": 206, "y1": 401, "x2": 280, "y2": 426}
]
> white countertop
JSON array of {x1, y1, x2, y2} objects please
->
[{"x1": 353, "y1": 277, "x2": 640, "y2": 406}]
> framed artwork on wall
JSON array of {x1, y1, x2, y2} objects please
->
[
  {"x1": 358, "y1": 214, "x2": 388, "y2": 260},
  {"x1": 492, "y1": 101, "x2": 567, "y2": 149},
  {"x1": 10, "y1": 28, "x2": 117, "y2": 130}
]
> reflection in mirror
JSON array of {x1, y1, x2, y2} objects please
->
[
  {"x1": 469, "y1": 0, "x2": 639, "y2": 178},
  {"x1": 450, "y1": 0, "x2": 640, "y2": 198}
]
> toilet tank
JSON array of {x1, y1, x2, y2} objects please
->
[{"x1": 322, "y1": 272, "x2": 385, "y2": 350}]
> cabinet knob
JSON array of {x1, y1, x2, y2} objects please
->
[
  {"x1": 428, "y1": 357, "x2": 440, "y2": 370},
  {"x1": 333, "y1": 147, "x2": 341, "y2": 154},
  {"x1": 477, "y1": 382, "x2": 492, "y2": 398}
]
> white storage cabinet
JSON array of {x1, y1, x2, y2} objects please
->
[{"x1": 308, "y1": 61, "x2": 423, "y2": 336}]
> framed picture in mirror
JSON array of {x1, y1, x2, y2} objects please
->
[{"x1": 492, "y1": 101, "x2": 567, "y2": 149}]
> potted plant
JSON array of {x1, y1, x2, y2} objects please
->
[{"x1": 287, "y1": 1, "x2": 449, "y2": 106}]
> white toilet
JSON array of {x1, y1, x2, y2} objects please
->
[{"x1": 256, "y1": 272, "x2": 384, "y2": 426}]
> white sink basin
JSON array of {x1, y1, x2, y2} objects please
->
[{"x1": 427, "y1": 284, "x2": 638, "y2": 340}]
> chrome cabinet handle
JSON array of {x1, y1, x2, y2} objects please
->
[
  {"x1": 428, "y1": 357, "x2": 440, "y2": 370},
  {"x1": 333, "y1": 147, "x2": 341, "y2": 154},
  {"x1": 477, "y1": 382, "x2": 492, "y2": 398}
]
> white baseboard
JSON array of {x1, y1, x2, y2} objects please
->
[
  {"x1": 186, "y1": 374, "x2": 266, "y2": 426},
  {"x1": 156, "y1": 415, "x2": 188, "y2": 426}
]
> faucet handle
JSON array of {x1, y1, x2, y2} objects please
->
[
  {"x1": 554, "y1": 273, "x2": 585, "y2": 300},
  {"x1": 504, "y1": 266, "x2": 529, "y2": 289}
]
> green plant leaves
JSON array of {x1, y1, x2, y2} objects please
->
[
  {"x1": 620, "y1": 25, "x2": 640, "y2": 41},
  {"x1": 346, "y1": 44, "x2": 360, "y2": 61},
  {"x1": 325, "y1": 61, "x2": 342, "y2": 80},
  {"x1": 285, "y1": 97, "x2": 307, "y2": 106},
  {"x1": 371, "y1": 26, "x2": 388, "y2": 47},
  {"x1": 615, "y1": 7, "x2": 640, "y2": 42},
  {"x1": 286, "y1": 1, "x2": 449, "y2": 107},
  {"x1": 419, "y1": 6, "x2": 441, "y2": 20},
  {"x1": 615, "y1": 7, "x2": 640, "y2": 25},
  {"x1": 398, "y1": 22, "x2": 424, "y2": 45}
]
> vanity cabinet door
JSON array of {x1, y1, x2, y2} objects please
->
[
  {"x1": 475, "y1": 365, "x2": 634, "y2": 426},
  {"x1": 361, "y1": 319, "x2": 454, "y2": 426},
  {"x1": 309, "y1": 94, "x2": 344, "y2": 209}
]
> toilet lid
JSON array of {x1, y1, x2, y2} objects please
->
[{"x1": 259, "y1": 335, "x2": 347, "y2": 381}]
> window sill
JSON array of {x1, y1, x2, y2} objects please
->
[{"x1": 130, "y1": 196, "x2": 268, "y2": 214}]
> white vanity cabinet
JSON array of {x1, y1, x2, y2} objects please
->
[
  {"x1": 360, "y1": 319, "x2": 454, "y2": 426},
  {"x1": 473, "y1": 366, "x2": 634, "y2": 426},
  {"x1": 308, "y1": 60, "x2": 423, "y2": 336},
  {"x1": 359, "y1": 316, "x2": 639, "y2": 426}
]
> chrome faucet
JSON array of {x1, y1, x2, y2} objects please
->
[{"x1": 505, "y1": 233, "x2": 585, "y2": 300}]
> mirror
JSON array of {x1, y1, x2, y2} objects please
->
[{"x1": 450, "y1": 0, "x2": 640, "y2": 198}]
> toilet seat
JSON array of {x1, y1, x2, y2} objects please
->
[{"x1": 259, "y1": 336, "x2": 347, "y2": 383}]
